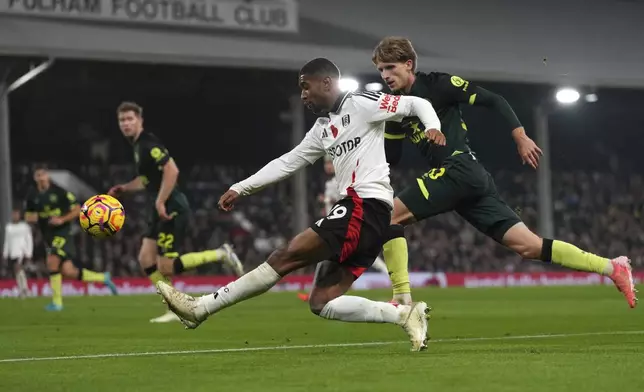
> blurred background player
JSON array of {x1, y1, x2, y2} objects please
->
[
  {"x1": 2, "y1": 205, "x2": 33, "y2": 298},
  {"x1": 298, "y1": 156, "x2": 389, "y2": 301},
  {"x1": 25, "y1": 165, "x2": 118, "y2": 311},
  {"x1": 372, "y1": 37, "x2": 637, "y2": 308},
  {"x1": 108, "y1": 102, "x2": 245, "y2": 323}
]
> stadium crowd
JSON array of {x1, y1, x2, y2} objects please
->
[{"x1": 4, "y1": 161, "x2": 643, "y2": 280}]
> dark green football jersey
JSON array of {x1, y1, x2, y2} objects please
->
[
  {"x1": 25, "y1": 184, "x2": 78, "y2": 242},
  {"x1": 132, "y1": 130, "x2": 189, "y2": 211},
  {"x1": 385, "y1": 72, "x2": 476, "y2": 168}
]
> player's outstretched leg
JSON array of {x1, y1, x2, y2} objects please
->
[
  {"x1": 503, "y1": 223, "x2": 638, "y2": 308},
  {"x1": 151, "y1": 244, "x2": 245, "y2": 323},
  {"x1": 308, "y1": 260, "x2": 429, "y2": 352},
  {"x1": 60, "y1": 260, "x2": 118, "y2": 295},
  {"x1": 168, "y1": 244, "x2": 244, "y2": 277},
  {"x1": 156, "y1": 228, "x2": 330, "y2": 328}
]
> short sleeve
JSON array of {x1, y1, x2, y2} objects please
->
[{"x1": 142, "y1": 139, "x2": 171, "y2": 166}]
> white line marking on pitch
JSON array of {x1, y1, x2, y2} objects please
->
[{"x1": 1, "y1": 330, "x2": 642, "y2": 364}]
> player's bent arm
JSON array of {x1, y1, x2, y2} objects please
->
[
  {"x1": 465, "y1": 86, "x2": 523, "y2": 132},
  {"x1": 231, "y1": 129, "x2": 325, "y2": 196},
  {"x1": 156, "y1": 158, "x2": 179, "y2": 206},
  {"x1": 123, "y1": 176, "x2": 146, "y2": 192},
  {"x1": 360, "y1": 94, "x2": 441, "y2": 132},
  {"x1": 398, "y1": 96, "x2": 441, "y2": 132},
  {"x1": 59, "y1": 204, "x2": 81, "y2": 224}
]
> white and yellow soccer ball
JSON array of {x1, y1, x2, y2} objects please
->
[{"x1": 79, "y1": 194, "x2": 126, "y2": 238}]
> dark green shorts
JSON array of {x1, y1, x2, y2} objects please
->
[
  {"x1": 397, "y1": 153, "x2": 521, "y2": 242},
  {"x1": 46, "y1": 233, "x2": 77, "y2": 262},
  {"x1": 143, "y1": 195, "x2": 190, "y2": 258}
]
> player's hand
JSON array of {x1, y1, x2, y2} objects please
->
[
  {"x1": 513, "y1": 128, "x2": 542, "y2": 169},
  {"x1": 218, "y1": 189, "x2": 240, "y2": 212},
  {"x1": 48, "y1": 217, "x2": 64, "y2": 226},
  {"x1": 108, "y1": 184, "x2": 125, "y2": 197},
  {"x1": 425, "y1": 129, "x2": 446, "y2": 146},
  {"x1": 155, "y1": 201, "x2": 172, "y2": 221}
]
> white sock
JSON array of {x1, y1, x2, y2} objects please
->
[
  {"x1": 371, "y1": 256, "x2": 389, "y2": 275},
  {"x1": 200, "y1": 262, "x2": 281, "y2": 316},
  {"x1": 16, "y1": 270, "x2": 28, "y2": 295},
  {"x1": 319, "y1": 296, "x2": 403, "y2": 324}
]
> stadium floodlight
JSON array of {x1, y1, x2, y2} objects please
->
[
  {"x1": 8, "y1": 59, "x2": 55, "y2": 93},
  {"x1": 584, "y1": 93, "x2": 598, "y2": 103},
  {"x1": 555, "y1": 87, "x2": 580, "y2": 104},
  {"x1": 365, "y1": 82, "x2": 383, "y2": 92},
  {"x1": 339, "y1": 78, "x2": 359, "y2": 92}
]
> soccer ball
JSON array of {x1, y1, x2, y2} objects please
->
[{"x1": 79, "y1": 194, "x2": 126, "y2": 238}]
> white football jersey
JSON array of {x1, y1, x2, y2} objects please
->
[
  {"x1": 3, "y1": 221, "x2": 33, "y2": 260},
  {"x1": 231, "y1": 91, "x2": 441, "y2": 209}
]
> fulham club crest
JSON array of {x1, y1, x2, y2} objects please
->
[{"x1": 342, "y1": 114, "x2": 350, "y2": 127}]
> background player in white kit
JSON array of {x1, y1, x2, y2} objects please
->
[
  {"x1": 2, "y1": 206, "x2": 33, "y2": 298},
  {"x1": 157, "y1": 58, "x2": 444, "y2": 351}
]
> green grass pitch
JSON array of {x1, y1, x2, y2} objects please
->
[{"x1": 0, "y1": 286, "x2": 642, "y2": 392}]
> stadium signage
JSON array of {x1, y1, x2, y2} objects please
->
[{"x1": 0, "y1": 0, "x2": 299, "y2": 33}]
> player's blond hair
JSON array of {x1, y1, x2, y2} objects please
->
[
  {"x1": 372, "y1": 37, "x2": 418, "y2": 72},
  {"x1": 117, "y1": 101, "x2": 143, "y2": 117}
]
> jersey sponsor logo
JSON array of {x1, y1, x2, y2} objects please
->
[
  {"x1": 379, "y1": 94, "x2": 401, "y2": 113},
  {"x1": 326, "y1": 137, "x2": 361, "y2": 158},
  {"x1": 342, "y1": 114, "x2": 350, "y2": 127}
]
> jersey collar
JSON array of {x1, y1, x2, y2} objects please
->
[
  {"x1": 329, "y1": 92, "x2": 350, "y2": 114},
  {"x1": 408, "y1": 72, "x2": 429, "y2": 96}
]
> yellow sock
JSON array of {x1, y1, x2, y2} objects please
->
[
  {"x1": 550, "y1": 240, "x2": 611, "y2": 275},
  {"x1": 148, "y1": 270, "x2": 172, "y2": 286},
  {"x1": 383, "y1": 235, "x2": 410, "y2": 296},
  {"x1": 81, "y1": 269, "x2": 105, "y2": 283},
  {"x1": 50, "y1": 273, "x2": 63, "y2": 306},
  {"x1": 179, "y1": 250, "x2": 226, "y2": 270}
]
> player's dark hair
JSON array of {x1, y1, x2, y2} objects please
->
[
  {"x1": 372, "y1": 36, "x2": 418, "y2": 72},
  {"x1": 299, "y1": 58, "x2": 341, "y2": 79},
  {"x1": 32, "y1": 163, "x2": 48, "y2": 172},
  {"x1": 117, "y1": 101, "x2": 143, "y2": 117}
]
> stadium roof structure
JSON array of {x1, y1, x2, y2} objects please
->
[{"x1": 0, "y1": 0, "x2": 642, "y2": 88}]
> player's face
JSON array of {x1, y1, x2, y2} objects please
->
[
  {"x1": 118, "y1": 110, "x2": 143, "y2": 138},
  {"x1": 33, "y1": 169, "x2": 49, "y2": 188},
  {"x1": 299, "y1": 74, "x2": 333, "y2": 114},
  {"x1": 376, "y1": 60, "x2": 414, "y2": 93},
  {"x1": 324, "y1": 160, "x2": 335, "y2": 175},
  {"x1": 11, "y1": 210, "x2": 20, "y2": 222}
]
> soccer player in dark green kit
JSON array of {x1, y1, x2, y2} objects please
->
[
  {"x1": 109, "y1": 102, "x2": 245, "y2": 323},
  {"x1": 25, "y1": 165, "x2": 118, "y2": 311},
  {"x1": 372, "y1": 37, "x2": 637, "y2": 309}
]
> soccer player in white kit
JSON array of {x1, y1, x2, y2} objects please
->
[
  {"x1": 298, "y1": 158, "x2": 389, "y2": 302},
  {"x1": 2, "y1": 206, "x2": 33, "y2": 298},
  {"x1": 157, "y1": 58, "x2": 444, "y2": 351}
]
